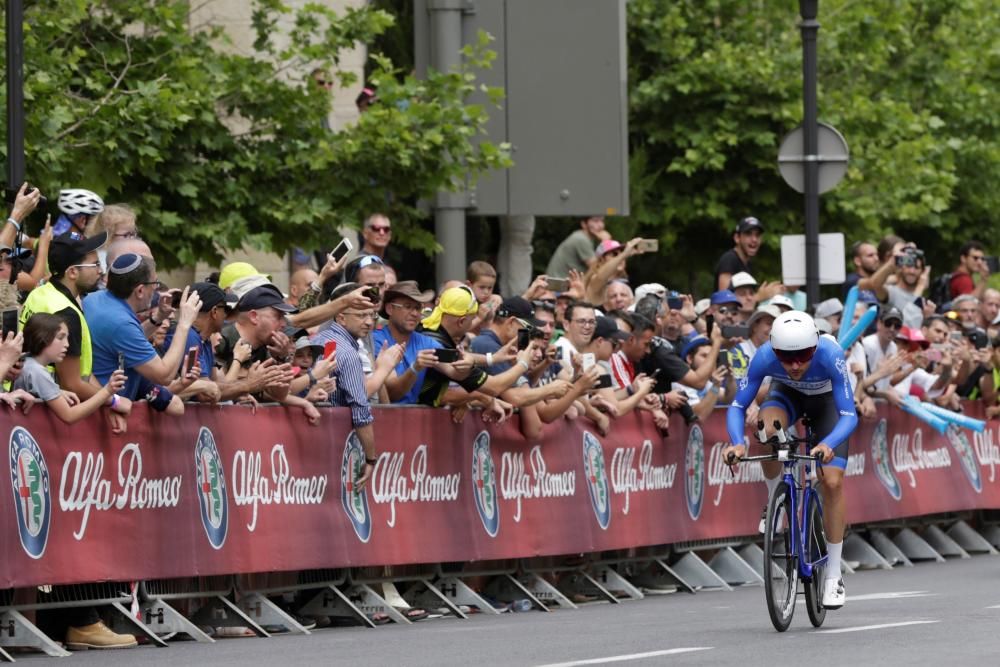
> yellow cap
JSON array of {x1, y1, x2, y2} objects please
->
[
  {"x1": 219, "y1": 262, "x2": 267, "y2": 290},
  {"x1": 421, "y1": 286, "x2": 478, "y2": 330}
]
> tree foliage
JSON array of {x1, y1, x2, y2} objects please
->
[
  {"x1": 0, "y1": 0, "x2": 509, "y2": 268},
  {"x1": 627, "y1": 0, "x2": 1000, "y2": 293}
]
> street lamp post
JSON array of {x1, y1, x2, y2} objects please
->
[
  {"x1": 6, "y1": 0, "x2": 26, "y2": 197},
  {"x1": 799, "y1": 0, "x2": 820, "y2": 306}
]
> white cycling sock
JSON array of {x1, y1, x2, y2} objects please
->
[
  {"x1": 764, "y1": 475, "x2": 780, "y2": 498},
  {"x1": 825, "y1": 541, "x2": 843, "y2": 581}
]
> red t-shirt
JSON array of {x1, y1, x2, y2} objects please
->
[{"x1": 950, "y1": 271, "x2": 974, "y2": 300}]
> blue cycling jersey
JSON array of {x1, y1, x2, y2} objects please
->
[{"x1": 726, "y1": 336, "x2": 858, "y2": 448}]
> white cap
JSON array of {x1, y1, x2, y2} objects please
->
[
  {"x1": 635, "y1": 283, "x2": 667, "y2": 302},
  {"x1": 814, "y1": 297, "x2": 844, "y2": 320},
  {"x1": 765, "y1": 294, "x2": 795, "y2": 311},
  {"x1": 747, "y1": 305, "x2": 781, "y2": 328},
  {"x1": 814, "y1": 317, "x2": 834, "y2": 335},
  {"x1": 729, "y1": 271, "x2": 757, "y2": 289}
]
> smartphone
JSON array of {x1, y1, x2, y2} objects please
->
[
  {"x1": 323, "y1": 340, "x2": 337, "y2": 360},
  {"x1": 546, "y1": 277, "x2": 569, "y2": 292},
  {"x1": 638, "y1": 239, "x2": 659, "y2": 253},
  {"x1": 987, "y1": 256, "x2": 1000, "y2": 274},
  {"x1": 1, "y1": 309, "x2": 17, "y2": 338},
  {"x1": 433, "y1": 348, "x2": 460, "y2": 363},
  {"x1": 721, "y1": 324, "x2": 750, "y2": 339},
  {"x1": 168, "y1": 289, "x2": 183, "y2": 308},
  {"x1": 331, "y1": 238, "x2": 352, "y2": 263},
  {"x1": 595, "y1": 374, "x2": 614, "y2": 389},
  {"x1": 666, "y1": 295, "x2": 683, "y2": 311},
  {"x1": 705, "y1": 314, "x2": 715, "y2": 339},
  {"x1": 364, "y1": 285, "x2": 380, "y2": 302},
  {"x1": 117, "y1": 352, "x2": 126, "y2": 372},
  {"x1": 185, "y1": 346, "x2": 199, "y2": 372},
  {"x1": 950, "y1": 331, "x2": 965, "y2": 342},
  {"x1": 22, "y1": 183, "x2": 47, "y2": 208},
  {"x1": 717, "y1": 351, "x2": 730, "y2": 368},
  {"x1": 650, "y1": 368, "x2": 661, "y2": 379},
  {"x1": 516, "y1": 328, "x2": 531, "y2": 351}
]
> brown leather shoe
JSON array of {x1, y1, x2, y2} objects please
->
[{"x1": 65, "y1": 621, "x2": 137, "y2": 650}]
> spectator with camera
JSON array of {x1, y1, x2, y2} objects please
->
[
  {"x1": 671, "y1": 336, "x2": 731, "y2": 420},
  {"x1": 860, "y1": 307, "x2": 911, "y2": 407},
  {"x1": 859, "y1": 244, "x2": 932, "y2": 328},
  {"x1": 659, "y1": 291, "x2": 698, "y2": 350},
  {"x1": 546, "y1": 215, "x2": 611, "y2": 278},
  {"x1": 83, "y1": 253, "x2": 195, "y2": 415},
  {"x1": 375, "y1": 281, "x2": 441, "y2": 404},
  {"x1": 583, "y1": 237, "x2": 651, "y2": 306}
]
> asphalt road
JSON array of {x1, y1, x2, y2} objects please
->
[{"x1": 13, "y1": 554, "x2": 1000, "y2": 666}]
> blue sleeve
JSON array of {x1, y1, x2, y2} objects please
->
[
  {"x1": 726, "y1": 347, "x2": 774, "y2": 445},
  {"x1": 817, "y1": 341, "x2": 858, "y2": 448}
]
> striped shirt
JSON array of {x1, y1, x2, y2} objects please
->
[{"x1": 316, "y1": 322, "x2": 373, "y2": 428}]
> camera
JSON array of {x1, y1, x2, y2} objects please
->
[{"x1": 895, "y1": 247, "x2": 924, "y2": 268}]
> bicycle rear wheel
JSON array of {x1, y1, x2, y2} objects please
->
[
  {"x1": 763, "y1": 482, "x2": 798, "y2": 632},
  {"x1": 803, "y1": 491, "x2": 827, "y2": 628}
]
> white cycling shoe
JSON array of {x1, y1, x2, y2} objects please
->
[{"x1": 822, "y1": 578, "x2": 846, "y2": 609}]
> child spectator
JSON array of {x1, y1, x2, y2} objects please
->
[{"x1": 16, "y1": 313, "x2": 126, "y2": 423}]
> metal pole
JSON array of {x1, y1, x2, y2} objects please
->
[
  {"x1": 6, "y1": 0, "x2": 26, "y2": 197},
  {"x1": 428, "y1": 0, "x2": 467, "y2": 286},
  {"x1": 800, "y1": 0, "x2": 820, "y2": 307}
]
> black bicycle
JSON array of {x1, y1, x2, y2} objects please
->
[{"x1": 728, "y1": 420, "x2": 828, "y2": 632}]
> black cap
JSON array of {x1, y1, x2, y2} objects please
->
[
  {"x1": 191, "y1": 282, "x2": 237, "y2": 313},
  {"x1": 735, "y1": 216, "x2": 764, "y2": 234},
  {"x1": 594, "y1": 316, "x2": 630, "y2": 342},
  {"x1": 880, "y1": 306, "x2": 903, "y2": 324},
  {"x1": 496, "y1": 296, "x2": 541, "y2": 327},
  {"x1": 236, "y1": 284, "x2": 298, "y2": 313},
  {"x1": 47, "y1": 231, "x2": 108, "y2": 276}
]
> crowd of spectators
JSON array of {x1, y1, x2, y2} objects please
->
[{"x1": 4, "y1": 182, "x2": 999, "y2": 645}]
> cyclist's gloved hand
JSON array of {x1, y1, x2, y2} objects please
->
[
  {"x1": 810, "y1": 443, "x2": 834, "y2": 464},
  {"x1": 722, "y1": 444, "x2": 746, "y2": 465}
]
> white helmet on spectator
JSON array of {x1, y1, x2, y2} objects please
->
[
  {"x1": 770, "y1": 310, "x2": 818, "y2": 353},
  {"x1": 58, "y1": 189, "x2": 104, "y2": 216}
]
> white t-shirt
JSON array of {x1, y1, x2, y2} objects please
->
[
  {"x1": 847, "y1": 341, "x2": 867, "y2": 392},
  {"x1": 862, "y1": 333, "x2": 898, "y2": 392},
  {"x1": 894, "y1": 367, "x2": 941, "y2": 399}
]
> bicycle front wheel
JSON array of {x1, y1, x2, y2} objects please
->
[
  {"x1": 763, "y1": 482, "x2": 798, "y2": 632},
  {"x1": 803, "y1": 491, "x2": 827, "y2": 628}
]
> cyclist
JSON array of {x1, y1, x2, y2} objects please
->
[{"x1": 722, "y1": 311, "x2": 857, "y2": 609}]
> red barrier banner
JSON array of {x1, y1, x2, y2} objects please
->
[{"x1": 3, "y1": 402, "x2": 1000, "y2": 588}]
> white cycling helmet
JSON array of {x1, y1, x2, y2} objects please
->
[
  {"x1": 58, "y1": 189, "x2": 104, "y2": 216},
  {"x1": 770, "y1": 310, "x2": 818, "y2": 352}
]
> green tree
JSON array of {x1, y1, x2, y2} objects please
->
[
  {"x1": 0, "y1": 0, "x2": 508, "y2": 268},
  {"x1": 627, "y1": 0, "x2": 1000, "y2": 294}
]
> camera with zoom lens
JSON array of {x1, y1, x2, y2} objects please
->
[{"x1": 895, "y1": 247, "x2": 924, "y2": 268}]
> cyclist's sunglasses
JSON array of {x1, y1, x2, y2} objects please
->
[{"x1": 773, "y1": 346, "x2": 817, "y2": 365}]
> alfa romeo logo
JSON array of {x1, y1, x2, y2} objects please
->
[
  {"x1": 471, "y1": 431, "x2": 500, "y2": 537},
  {"x1": 341, "y1": 432, "x2": 372, "y2": 543},
  {"x1": 195, "y1": 427, "x2": 229, "y2": 549},
  {"x1": 583, "y1": 432, "x2": 611, "y2": 530},
  {"x1": 685, "y1": 425, "x2": 705, "y2": 520},
  {"x1": 9, "y1": 427, "x2": 51, "y2": 559}
]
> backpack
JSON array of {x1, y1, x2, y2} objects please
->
[{"x1": 928, "y1": 272, "x2": 952, "y2": 311}]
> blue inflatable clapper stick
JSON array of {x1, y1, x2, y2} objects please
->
[
  {"x1": 900, "y1": 396, "x2": 949, "y2": 434},
  {"x1": 919, "y1": 402, "x2": 986, "y2": 433},
  {"x1": 839, "y1": 285, "x2": 860, "y2": 342},
  {"x1": 839, "y1": 305, "x2": 878, "y2": 351}
]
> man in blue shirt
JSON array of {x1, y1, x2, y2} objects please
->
[
  {"x1": 83, "y1": 253, "x2": 202, "y2": 413},
  {"x1": 373, "y1": 281, "x2": 441, "y2": 404}
]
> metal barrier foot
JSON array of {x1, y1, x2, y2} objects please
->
[
  {"x1": 342, "y1": 584, "x2": 410, "y2": 625},
  {"x1": 238, "y1": 593, "x2": 311, "y2": 635},
  {"x1": 979, "y1": 524, "x2": 1000, "y2": 549},
  {"x1": 513, "y1": 573, "x2": 577, "y2": 610},
  {"x1": 0, "y1": 645, "x2": 12, "y2": 662},
  {"x1": 922, "y1": 525, "x2": 970, "y2": 559},
  {"x1": 893, "y1": 528, "x2": 945, "y2": 563},
  {"x1": 402, "y1": 579, "x2": 468, "y2": 619},
  {"x1": 0, "y1": 609, "x2": 71, "y2": 658},
  {"x1": 107, "y1": 602, "x2": 168, "y2": 647},
  {"x1": 708, "y1": 547, "x2": 763, "y2": 586},
  {"x1": 947, "y1": 520, "x2": 999, "y2": 555},
  {"x1": 669, "y1": 552, "x2": 732, "y2": 592},
  {"x1": 431, "y1": 577, "x2": 501, "y2": 616},
  {"x1": 141, "y1": 598, "x2": 215, "y2": 643},
  {"x1": 191, "y1": 595, "x2": 271, "y2": 638},
  {"x1": 299, "y1": 586, "x2": 375, "y2": 628},
  {"x1": 843, "y1": 533, "x2": 893, "y2": 570},
  {"x1": 592, "y1": 565, "x2": 645, "y2": 601},
  {"x1": 868, "y1": 529, "x2": 914, "y2": 567}
]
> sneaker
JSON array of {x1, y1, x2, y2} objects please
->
[
  {"x1": 758, "y1": 506, "x2": 767, "y2": 534},
  {"x1": 65, "y1": 621, "x2": 138, "y2": 650},
  {"x1": 821, "y1": 578, "x2": 846, "y2": 609}
]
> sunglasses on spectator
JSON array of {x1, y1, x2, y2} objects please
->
[
  {"x1": 368, "y1": 225, "x2": 391, "y2": 235},
  {"x1": 883, "y1": 320, "x2": 902, "y2": 330},
  {"x1": 773, "y1": 346, "x2": 817, "y2": 365},
  {"x1": 717, "y1": 306, "x2": 739, "y2": 314}
]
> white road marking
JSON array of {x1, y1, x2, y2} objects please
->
[
  {"x1": 845, "y1": 591, "x2": 935, "y2": 601},
  {"x1": 535, "y1": 647, "x2": 713, "y2": 666},
  {"x1": 817, "y1": 620, "x2": 939, "y2": 634},
  {"x1": 986, "y1": 605, "x2": 1000, "y2": 609}
]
